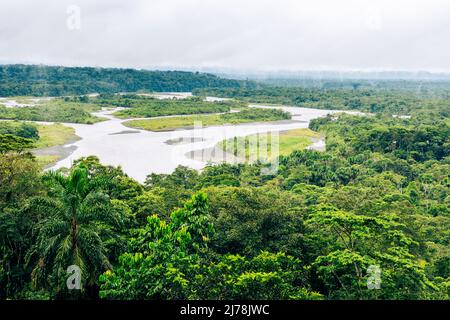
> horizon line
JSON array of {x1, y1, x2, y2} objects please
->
[{"x1": 3, "y1": 62, "x2": 450, "y2": 79}]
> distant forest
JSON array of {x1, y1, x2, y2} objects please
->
[{"x1": 0, "y1": 65, "x2": 254, "y2": 96}]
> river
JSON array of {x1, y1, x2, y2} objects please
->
[{"x1": 48, "y1": 104, "x2": 353, "y2": 182}]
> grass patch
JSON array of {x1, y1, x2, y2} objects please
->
[
  {"x1": 31, "y1": 123, "x2": 79, "y2": 168},
  {"x1": 34, "y1": 154, "x2": 60, "y2": 168},
  {"x1": 34, "y1": 123, "x2": 79, "y2": 149},
  {"x1": 218, "y1": 128, "x2": 321, "y2": 161},
  {"x1": 123, "y1": 108, "x2": 291, "y2": 131},
  {"x1": 277, "y1": 128, "x2": 321, "y2": 155},
  {"x1": 0, "y1": 99, "x2": 103, "y2": 124},
  {"x1": 107, "y1": 96, "x2": 245, "y2": 119}
]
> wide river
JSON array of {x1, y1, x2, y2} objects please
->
[{"x1": 49, "y1": 103, "x2": 349, "y2": 182}]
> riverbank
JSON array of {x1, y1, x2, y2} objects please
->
[
  {"x1": 32, "y1": 123, "x2": 80, "y2": 168},
  {"x1": 122, "y1": 108, "x2": 291, "y2": 132},
  {"x1": 0, "y1": 96, "x2": 345, "y2": 182},
  {"x1": 186, "y1": 128, "x2": 323, "y2": 165}
]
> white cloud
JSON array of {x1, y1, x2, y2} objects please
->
[{"x1": 1, "y1": 0, "x2": 450, "y2": 71}]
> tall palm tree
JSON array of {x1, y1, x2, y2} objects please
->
[{"x1": 27, "y1": 164, "x2": 122, "y2": 298}]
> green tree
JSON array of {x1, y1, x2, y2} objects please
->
[
  {"x1": 305, "y1": 205, "x2": 437, "y2": 299},
  {"x1": 205, "y1": 186, "x2": 305, "y2": 258},
  {"x1": 27, "y1": 164, "x2": 123, "y2": 298},
  {"x1": 99, "y1": 192, "x2": 213, "y2": 299},
  {"x1": 0, "y1": 134, "x2": 35, "y2": 153},
  {"x1": 197, "y1": 251, "x2": 322, "y2": 300}
]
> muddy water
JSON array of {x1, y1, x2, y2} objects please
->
[{"x1": 49, "y1": 105, "x2": 345, "y2": 182}]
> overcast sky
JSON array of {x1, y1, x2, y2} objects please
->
[{"x1": 1, "y1": 0, "x2": 450, "y2": 72}]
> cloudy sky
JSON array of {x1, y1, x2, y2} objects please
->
[{"x1": 1, "y1": 0, "x2": 450, "y2": 72}]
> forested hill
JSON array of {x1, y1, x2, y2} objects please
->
[{"x1": 0, "y1": 64, "x2": 253, "y2": 96}]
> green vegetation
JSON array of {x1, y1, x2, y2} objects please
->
[
  {"x1": 218, "y1": 128, "x2": 321, "y2": 161},
  {"x1": 88, "y1": 95, "x2": 246, "y2": 118},
  {"x1": 0, "y1": 119, "x2": 78, "y2": 150},
  {"x1": 33, "y1": 124, "x2": 78, "y2": 149},
  {"x1": 0, "y1": 99, "x2": 103, "y2": 124},
  {"x1": 33, "y1": 154, "x2": 60, "y2": 169},
  {"x1": 27, "y1": 164, "x2": 125, "y2": 298},
  {"x1": 64, "y1": 93, "x2": 248, "y2": 119},
  {"x1": 0, "y1": 64, "x2": 253, "y2": 96},
  {"x1": 194, "y1": 86, "x2": 450, "y2": 115},
  {"x1": 99, "y1": 193, "x2": 321, "y2": 300},
  {"x1": 0, "y1": 121, "x2": 39, "y2": 139},
  {"x1": 0, "y1": 121, "x2": 37, "y2": 153},
  {"x1": 123, "y1": 108, "x2": 291, "y2": 131},
  {"x1": 277, "y1": 128, "x2": 321, "y2": 154},
  {"x1": 32, "y1": 124, "x2": 79, "y2": 168},
  {"x1": 310, "y1": 113, "x2": 450, "y2": 162},
  {"x1": 0, "y1": 80, "x2": 449, "y2": 301},
  {"x1": 0, "y1": 134, "x2": 35, "y2": 154},
  {"x1": 0, "y1": 120, "x2": 78, "y2": 167}
]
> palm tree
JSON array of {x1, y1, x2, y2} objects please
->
[{"x1": 27, "y1": 164, "x2": 122, "y2": 298}]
